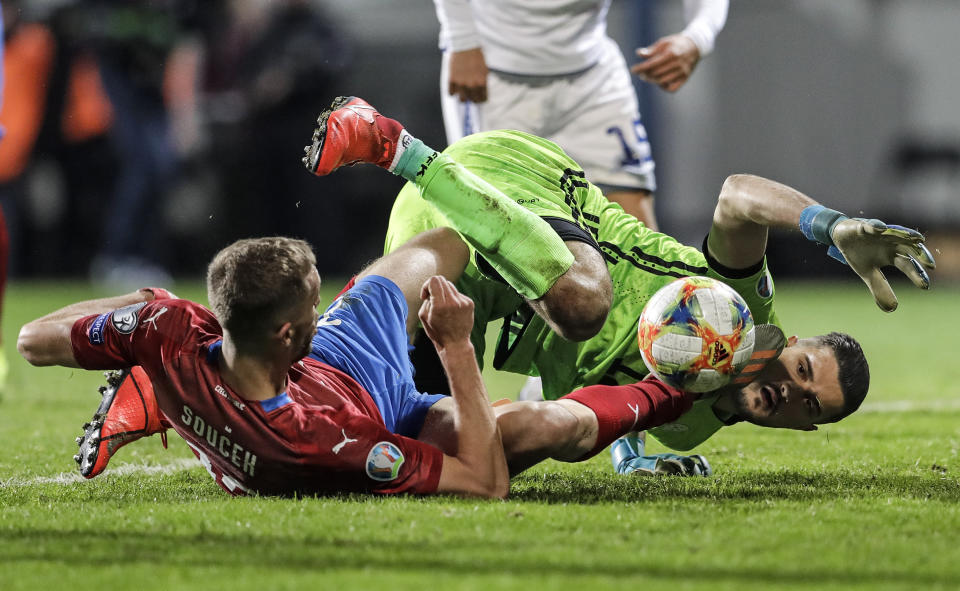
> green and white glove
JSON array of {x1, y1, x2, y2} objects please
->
[
  {"x1": 610, "y1": 434, "x2": 712, "y2": 477},
  {"x1": 799, "y1": 205, "x2": 936, "y2": 312}
]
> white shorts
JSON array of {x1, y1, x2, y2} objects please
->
[{"x1": 440, "y1": 37, "x2": 656, "y2": 192}]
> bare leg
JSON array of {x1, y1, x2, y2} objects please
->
[
  {"x1": 606, "y1": 189, "x2": 657, "y2": 231},
  {"x1": 527, "y1": 241, "x2": 612, "y2": 342},
  {"x1": 417, "y1": 397, "x2": 458, "y2": 454},
  {"x1": 493, "y1": 400, "x2": 598, "y2": 475},
  {"x1": 421, "y1": 378, "x2": 689, "y2": 477},
  {"x1": 372, "y1": 225, "x2": 609, "y2": 346},
  {"x1": 419, "y1": 397, "x2": 598, "y2": 476},
  {"x1": 357, "y1": 228, "x2": 469, "y2": 334}
]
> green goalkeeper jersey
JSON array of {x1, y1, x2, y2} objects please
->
[{"x1": 385, "y1": 130, "x2": 782, "y2": 450}]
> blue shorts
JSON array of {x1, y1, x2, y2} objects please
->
[{"x1": 308, "y1": 275, "x2": 444, "y2": 438}]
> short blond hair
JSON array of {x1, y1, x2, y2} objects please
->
[{"x1": 207, "y1": 237, "x2": 316, "y2": 351}]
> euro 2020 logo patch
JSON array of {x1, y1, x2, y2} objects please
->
[
  {"x1": 366, "y1": 441, "x2": 405, "y2": 482},
  {"x1": 111, "y1": 302, "x2": 147, "y2": 334},
  {"x1": 756, "y1": 270, "x2": 773, "y2": 299}
]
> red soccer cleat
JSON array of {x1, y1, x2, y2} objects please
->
[
  {"x1": 302, "y1": 96, "x2": 407, "y2": 176},
  {"x1": 74, "y1": 366, "x2": 168, "y2": 478}
]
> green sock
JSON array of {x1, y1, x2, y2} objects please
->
[
  {"x1": 392, "y1": 133, "x2": 439, "y2": 182},
  {"x1": 414, "y1": 153, "x2": 574, "y2": 300}
]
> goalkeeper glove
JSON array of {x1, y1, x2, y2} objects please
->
[
  {"x1": 799, "y1": 205, "x2": 936, "y2": 312},
  {"x1": 610, "y1": 434, "x2": 713, "y2": 477}
]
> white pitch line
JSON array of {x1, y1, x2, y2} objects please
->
[
  {"x1": 1, "y1": 457, "x2": 198, "y2": 488},
  {"x1": 3, "y1": 399, "x2": 959, "y2": 488},
  {"x1": 858, "y1": 399, "x2": 960, "y2": 413}
]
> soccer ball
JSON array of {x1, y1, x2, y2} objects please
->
[{"x1": 637, "y1": 276, "x2": 755, "y2": 392}]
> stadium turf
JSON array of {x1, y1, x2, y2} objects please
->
[{"x1": 1, "y1": 279, "x2": 958, "y2": 590}]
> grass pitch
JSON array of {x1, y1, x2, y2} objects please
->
[{"x1": 1, "y1": 278, "x2": 959, "y2": 590}]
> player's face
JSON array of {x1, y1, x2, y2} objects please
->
[
  {"x1": 289, "y1": 267, "x2": 321, "y2": 360},
  {"x1": 731, "y1": 339, "x2": 846, "y2": 430}
]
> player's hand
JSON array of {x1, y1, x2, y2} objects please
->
[
  {"x1": 448, "y1": 48, "x2": 489, "y2": 103},
  {"x1": 610, "y1": 435, "x2": 712, "y2": 477},
  {"x1": 139, "y1": 287, "x2": 178, "y2": 301},
  {"x1": 418, "y1": 275, "x2": 476, "y2": 349},
  {"x1": 631, "y1": 34, "x2": 701, "y2": 93},
  {"x1": 649, "y1": 453, "x2": 712, "y2": 476},
  {"x1": 616, "y1": 451, "x2": 713, "y2": 477},
  {"x1": 830, "y1": 218, "x2": 936, "y2": 312}
]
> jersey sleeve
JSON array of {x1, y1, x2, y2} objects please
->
[
  {"x1": 434, "y1": 0, "x2": 481, "y2": 52},
  {"x1": 705, "y1": 258, "x2": 781, "y2": 330},
  {"x1": 681, "y1": 0, "x2": 729, "y2": 57},
  {"x1": 702, "y1": 235, "x2": 782, "y2": 330},
  {"x1": 291, "y1": 407, "x2": 444, "y2": 495},
  {"x1": 70, "y1": 299, "x2": 198, "y2": 370}
]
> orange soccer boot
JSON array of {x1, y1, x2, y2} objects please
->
[
  {"x1": 74, "y1": 366, "x2": 168, "y2": 478},
  {"x1": 303, "y1": 96, "x2": 407, "y2": 176}
]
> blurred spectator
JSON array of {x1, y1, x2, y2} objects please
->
[
  {"x1": 2, "y1": 0, "x2": 352, "y2": 283},
  {"x1": 0, "y1": 0, "x2": 116, "y2": 387},
  {"x1": 57, "y1": 0, "x2": 204, "y2": 287},
  {"x1": 0, "y1": 0, "x2": 9, "y2": 391},
  {"x1": 200, "y1": 0, "x2": 351, "y2": 259},
  {"x1": 4, "y1": 3, "x2": 117, "y2": 278},
  {"x1": 0, "y1": 0, "x2": 53, "y2": 286}
]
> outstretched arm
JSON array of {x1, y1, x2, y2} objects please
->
[
  {"x1": 420, "y1": 275, "x2": 509, "y2": 498},
  {"x1": 707, "y1": 174, "x2": 814, "y2": 269},
  {"x1": 708, "y1": 174, "x2": 935, "y2": 311},
  {"x1": 18, "y1": 288, "x2": 170, "y2": 368}
]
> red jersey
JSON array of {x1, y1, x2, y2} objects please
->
[{"x1": 71, "y1": 299, "x2": 443, "y2": 496}]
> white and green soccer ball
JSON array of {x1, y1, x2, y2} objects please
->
[{"x1": 637, "y1": 276, "x2": 755, "y2": 392}]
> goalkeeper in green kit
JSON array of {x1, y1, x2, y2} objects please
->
[{"x1": 304, "y1": 96, "x2": 936, "y2": 476}]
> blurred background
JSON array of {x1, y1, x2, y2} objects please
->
[{"x1": 2, "y1": 0, "x2": 958, "y2": 285}]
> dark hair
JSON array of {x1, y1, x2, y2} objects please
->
[
  {"x1": 206, "y1": 237, "x2": 316, "y2": 352},
  {"x1": 817, "y1": 331, "x2": 870, "y2": 423}
]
